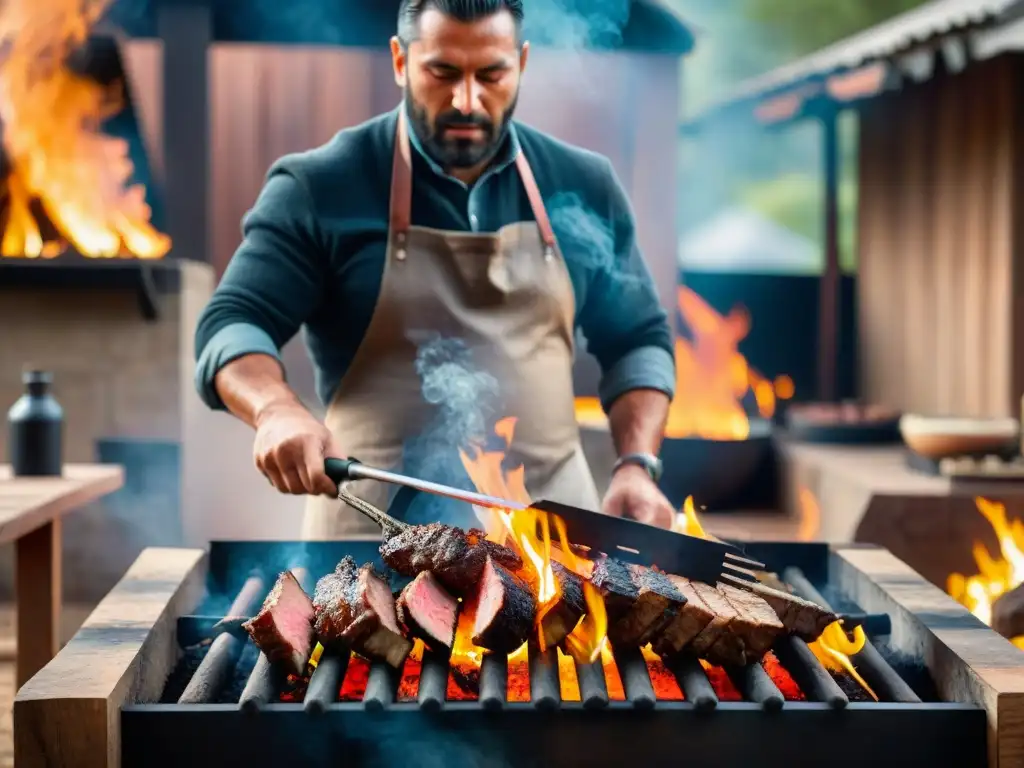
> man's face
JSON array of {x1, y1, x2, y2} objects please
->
[{"x1": 391, "y1": 8, "x2": 528, "y2": 169}]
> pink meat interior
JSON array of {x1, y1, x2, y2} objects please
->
[
  {"x1": 364, "y1": 569, "x2": 402, "y2": 634},
  {"x1": 273, "y1": 574, "x2": 315, "y2": 654},
  {"x1": 409, "y1": 572, "x2": 458, "y2": 646},
  {"x1": 472, "y1": 558, "x2": 504, "y2": 638}
]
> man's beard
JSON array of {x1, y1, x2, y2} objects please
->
[{"x1": 405, "y1": 86, "x2": 517, "y2": 170}]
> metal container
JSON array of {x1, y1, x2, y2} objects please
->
[{"x1": 6, "y1": 369, "x2": 64, "y2": 476}]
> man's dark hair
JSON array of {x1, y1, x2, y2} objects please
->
[{"x1": 397, "y1": 0, "x2": 524, "y2": 45}]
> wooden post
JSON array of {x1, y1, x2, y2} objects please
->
[
  {"x1": 14, "y1": 547, "x2": 207, "y2": 768},
  {"x1": 15, "y1": 520, "x2": 61, "y2": 688},
  {"x1": 818, "y1": 107, "x2": 841, "y2": 402}
]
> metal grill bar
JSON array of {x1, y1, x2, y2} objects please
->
[
  {"x1": 727, "y1": 663, "x2": 784, "y2": 711},
  {"x1": 417, "y1": 650, "x2": 449, "y2": 711},
  {"x1": 178, "y1": 572, "x2": 265, "y2": 704},
  {"x1": 304, "y1": 651, "x2": 349, "y2": 715},
  {"x1": 239, "y1": 567, "x2": 310, "y2": 713},
  {"x1": 774, "y1": 635, "x2": 848, "y2": 709},
  {"x1": 667, "y1": 655, "x2": 718, "y2": 711},
  {"x1": 364, "y1": 662, "x2": 400, "y2": 710},
  {"x1": 574, "y1": 658, "x2": 609, "y2": 709},
  {"x1": 613, "y1": 647, "x2": 656, "y2": 709},
  {"x1": 479, "y1": 652, "x2": 507, "y2": 710},
  {"x1": 784, "y1": 567, "x2": 922, "y2": 704},
  {"x1": 529, "y1": 647, "x2": 561, "y2": 711}
]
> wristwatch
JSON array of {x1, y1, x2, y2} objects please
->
[{"x1": 611, "y1": 452, "x2": 663, "y2": 483}]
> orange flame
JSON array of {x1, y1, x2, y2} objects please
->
[
  {"x1": 808, "y1": 622, "x2": 878, "y2": 701},
  {"x1": 0, "y1": 0, "x2": 170, "y2": 258},
  {"x1": 575, "y1": 287, "x2": 792, "y2": 441},
  {"x1": 459, "y1": 418, "x2": 608, "y2": 662},
  {"x1": 948, "y1": 497, "x2": 1024, "y2": 648}
]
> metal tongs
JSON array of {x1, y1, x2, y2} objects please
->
[{"x1": 325, "y1": 458, "x2": 763, "y2": 585}]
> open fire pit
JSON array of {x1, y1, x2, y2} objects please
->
[{"x1": 16, "y1": 539, "x2": 1022, "y2": 767}]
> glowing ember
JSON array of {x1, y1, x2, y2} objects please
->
[
  {"x1": 448, "y1": 600, "x2": 483, "y2": 701},
  {"x1": 507, "y1": 644, "x2": 530, "y2": 703},
  {"x1": 575, "y1": 287, "x2": 792, "y2": 440},
  {"x1": 640, "y1": 644, "x2": 684, "y2": 700},
  {"x1": 397, "y1": 641, "x2": 424, "y2": 702},
  {"x1": 557, "y1": 648, "x2": 581, "y2": 702},
  {"x1": 948, "y1": 497, "x2": 1024, "y2": 648},
  {"x1": 761, "y1": 651, "x2": 805, "y2": 701},
  {"x1": 0, "y1": 0, "x2": 170, "y2": 258},
  {"x1": 338, "y1": 655, "x2": 370, "y2": 701},
  {"x1": 460, "y1": 418, "x2": 609, "y2": 662},
  {"x1": 700, "y1": 661, "x2": 742, "y2": 701},
  {"x1": 601, "y1": 644, "x2": 625, "y2": 701},
  {"x1": 808, "y1": 621, "x2": 878, "y2": 701}
]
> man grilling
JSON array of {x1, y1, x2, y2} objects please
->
[{"x1": 193, "y1": 0, "x2": 678, "y2": 536}]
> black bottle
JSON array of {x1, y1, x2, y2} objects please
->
[{"x1": 6, "y1": 370, "x2": 64, "y2": 476}]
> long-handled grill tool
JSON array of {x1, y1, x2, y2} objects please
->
[{"x1": 325, "y1": 458, "x2": 763, "y2": 585}]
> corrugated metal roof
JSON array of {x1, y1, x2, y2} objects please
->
[{"x1": 696, "y1": 0, "x2": 1024, "y2": 117}]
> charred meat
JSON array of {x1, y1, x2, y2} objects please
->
[
  {"x1": 380, "y1": 522, "x2": 523, "y2": 595},
  {"x1": 744, "y1": 580, "x2": 838, "y2": 640},
  {"x1": 534, "y1": 562, "x2": 586, "y2": 649},
  {"x1": 468, "y1": 556, "x2": 537, "y2": 653},
  {"x1": 312, "y1": 557, "x2": 413, "y2": 669},
  {"x1": 650, "y1": 575, "x2": 716, "y2": 658},
  {"x1": 396, "y1": 570, "x2": 459, "y2": 652},
  {"x1": 241, "y1": 571, "x2": 315, "y2": 677},
  {"x1": 590, "y1": 558, "x2": 687, "y2": 648}
]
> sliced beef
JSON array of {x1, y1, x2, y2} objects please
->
[
  {"x1": 744, "y1": 581, "x2": 838, "y2": 641},
  {"x1": 396, "y1": 571, "x2": 459, "y2": 652},
  {"x1": 468, "y1": 556, "x2": 537, "y2": 653},
  {"x1": 713, "y1": 584, "x2": 785, "y2": 663},
  {"x1": 241, "y1": 571, "x2": 315, "y2": 677},
  {"x1": 687, "y1": 581, "x2": 742, "y2": 660},
  {"x1": 312, "y1": 557, "x2": 413, "y2": 669},
  {"x1": 532, "y1": 562, "x2": 586, "y2": 649},
  {"x1": 380, "y1": 522, "x2": 523, "y2": 595},
  {"x1": 589, "y1": 557, "x2": 687, "y2": 648},
  {"x1": 650, "y1": 575, "x2": 716, "y2": 657}
]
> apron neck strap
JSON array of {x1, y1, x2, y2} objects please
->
[{"x1": 390, "y1": 109, "x2": 557, "y2": 250}]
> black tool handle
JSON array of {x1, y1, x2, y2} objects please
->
[{"x1": 324, "y1": 457, "x2": 363, "y2": 483}]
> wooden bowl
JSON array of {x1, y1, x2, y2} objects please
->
[{"x1": 899, "y1": 414, "x2": 1019, "y2": 460}]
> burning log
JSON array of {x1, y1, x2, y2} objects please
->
[
  {"x1": 468, "y1": 557, "x2": 537, "y2": 654},
  {"x1": 312, "y1": 557, "x2": 412, "y2": 669},
  {"x1": 241, "y1": 571, "x2": 315, "y2": 678}
]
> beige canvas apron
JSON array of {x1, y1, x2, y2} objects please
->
[{"x1": 302, "y1": 111, "x2": 601, "y2": 539}]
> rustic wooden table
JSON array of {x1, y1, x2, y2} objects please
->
[{"x1": 0, "y1": 464, "x2": 124, "y2": 688}]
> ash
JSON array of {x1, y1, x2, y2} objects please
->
[{"x1": 159, "y1": 640, "x2": 260, "y2": 703}]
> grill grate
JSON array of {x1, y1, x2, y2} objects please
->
[{"x1": 171, "y1": 564, "x2": 914, "y2": 712}]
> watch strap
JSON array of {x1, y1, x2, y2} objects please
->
[{"x1": 612, "y1": 452, "x2": 663, "y2": 482}]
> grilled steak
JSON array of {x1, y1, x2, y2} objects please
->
[
  {"x1": 744, "y1": 581, "x2": 838, "y2": 641},
  {"x1": 380, "y1": 522, "x2": 523, "y2": 595},
  {"x1": 650, "y1": 575, "x2": 716, "y2": 657},
  {"x1": 312, "y1": 557, "x2": 413, "y2": 669},
  {"x1": 468, "y1": 556, "x2": 537, "y2": 653},
  {"x1": 241, "y1": 571, "x2": 315, "y2": 677},
  {"x1": 396, "y1": 570, "x2": 459, "y2": 652},
  {"x1": 590, "y1": 558, "x2": 687, "y2": 647},
  {"x1": 529, "y1": 562, "x2": 586, "y2": 649},
  {"x1": 715, "y1": 583, "x2": 786, "y2": 663}
]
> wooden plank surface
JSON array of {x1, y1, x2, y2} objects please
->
[
  {"x1": 832, "y1": 545, "x2": 1024, "y2": 768},
  {"x1": 14, "y1": 547, "x2": 207, "y2": 768},
  {"x1": 0, "y1": 465, "x2": 124, "y2": 544}
]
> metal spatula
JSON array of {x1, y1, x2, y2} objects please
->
[{"x1": 325, "y1": 458, "x2": 762, "y2": 585}]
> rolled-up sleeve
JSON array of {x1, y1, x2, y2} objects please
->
[
  {"x1": 576, "y1": 159, "x2": 676, "y2": 412},
  {"x1": 194, "y1": 167, "x2": 326, "y2": 410}
]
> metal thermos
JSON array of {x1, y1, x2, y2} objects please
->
[{"x1": 6, "y1": 370, "x2": 64, "y2": 476}]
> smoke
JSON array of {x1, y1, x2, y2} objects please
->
[
  {"x1": 401, "y1": 335, "x2": 501, "y2": 526},
  {"x1": 548, "y1": 191, "x2": 646, "y2": 296}
]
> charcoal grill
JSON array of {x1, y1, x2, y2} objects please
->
[{"x1": 17, "y1": 540, "x2": 1022, "y2": 768}]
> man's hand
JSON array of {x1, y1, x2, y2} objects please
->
[
  {"x1": 253, "y1": 402, "x2": 342, "y2": 497},
  {"x1": 602, "y1": 464, "x2": 675, "y2": 529}
]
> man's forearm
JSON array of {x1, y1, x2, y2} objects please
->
[
  {"x1": 607, "y1": 388, "x2": 670, "y2": 456},
  {"x1": 214, "y1": 353, "x2": 308, "y2": 429}
]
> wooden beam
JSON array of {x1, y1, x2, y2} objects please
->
[
  {"x1": 15, "y1": 519, "x2": 61, "y2": 688},
  {"x1": 13, "y1": 547, "x2": 207, "y2": 768},
  {"x1": 818, "y1": 108, "x2": 841, "y2": 401},
  {"x1": 831, "y1": 545, "x2": 1024, "y2": 768}
]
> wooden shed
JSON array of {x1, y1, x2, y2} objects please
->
[{"x1": 688, "y1": 0, "x2": 1024, "y2": 419}]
